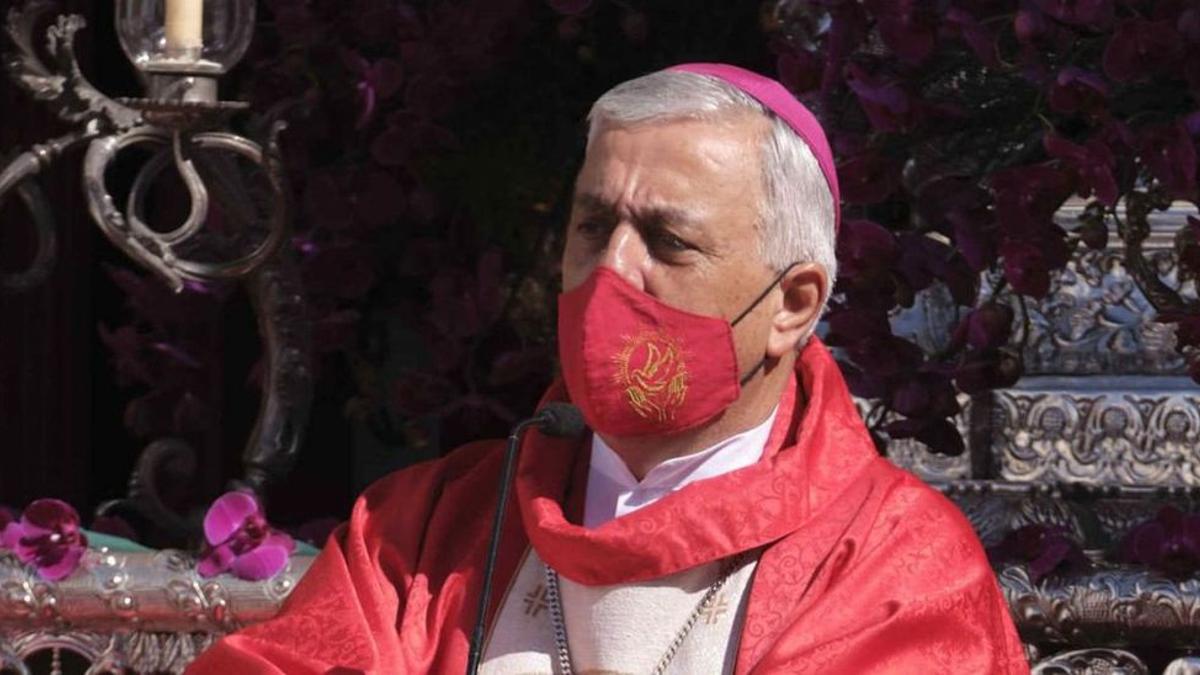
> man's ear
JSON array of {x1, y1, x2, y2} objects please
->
[{"x1": 766, "y1": 262, "x2": 828, "y2": 359}]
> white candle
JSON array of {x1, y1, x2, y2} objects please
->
[{"x1": 165, "y1": 0, "x2": 204, "y2": 51}]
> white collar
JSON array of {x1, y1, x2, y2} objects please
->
[{"x1": 583, "y1": 407, "x2": 778, "y2": 529}]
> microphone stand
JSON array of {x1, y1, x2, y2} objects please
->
[{"x1": 464, "y1": 409, "x2": 552, "y2": 674}]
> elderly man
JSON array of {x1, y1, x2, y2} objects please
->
[{"x1": 188, "y1": 64, "x2": 1028, "y2": 674}]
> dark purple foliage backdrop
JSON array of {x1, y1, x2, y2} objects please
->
[
  {"x1": 2, "y1": 0, "x2": 1198, "y2": 529},
  {"x1": 0, "y1": 0, "x2": 775, "y2": 526}
]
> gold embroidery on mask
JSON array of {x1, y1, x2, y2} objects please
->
[{"x1": 613, "y1": 330, "x2": 688, "y2": 422}]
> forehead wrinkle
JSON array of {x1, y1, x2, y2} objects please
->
[{"x1": 630, "y1": 203, "x2": 705, "y2": 233}]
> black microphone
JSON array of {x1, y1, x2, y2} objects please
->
[
  {"x1": 535, "y1": 401, "x2": 588, "y2": 439},
  {"x1": 465, "y1": 403, "x2": 589, "y2": 674}
]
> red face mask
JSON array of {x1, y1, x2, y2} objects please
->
[{"x1": 557, "y1": 266, "x2": 789, "y2": 438}]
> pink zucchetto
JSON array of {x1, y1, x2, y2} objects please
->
[{"x1": 669, "y1": 62, "x2": 841, "y2": 232}]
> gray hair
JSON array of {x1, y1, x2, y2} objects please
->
[{"x1": 586, "y1": 70, "x2": 838, "y2": 295}]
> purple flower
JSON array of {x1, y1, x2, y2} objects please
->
[
  {"x1": 1014, "y1": 6, "x2": 1076, "y2": 52},
  {"x1": 1102, "y1": 19, "x2": 1184, "y2": 82},
  {"x1": 1, "y1": 500, "x2": 89, "y2": 581},
  {"x1": 303, "y1": 172, "x2": 354, "y2": 231},
  {"x1": 824, "y1": 307, "x2": 893, "y2": 347},
  {"x1": 341, "y1": 50, "x2": 404, "y2": 130},
  {"x1": 1138, "y1": 122, "x2": 1198, "y2": 201},
  {"x1": 837, "y1": 219, "x2": 899, "y2": 280},
  {"x1": 837, "y1": 152, "x2": 903, "y2": 205},
  {"x1": 989, "y1": 524, "x2": 1088, "y2": 583},
  {"x1": 865, "y1": 0, "x2": 939, "y2": 64},
  {"x1": 1000, "y1": 235, "x2": 1069, "y2": 298},
  {"x1": 1186, "y1": 111, "x2": 1200, "y2": 138},
  {"x1": 1179, "y1": 8, "x2": 1200, "y2": 45},
  {"x1": 776, "y1": 50, "x2": 823, "y2": 94},
  {"x1": 821, "y1": 3, "x2": 870, "y2": 94},
  {"x1": 1176, "y1": 216, "x2": 1200, "y2": 279},
  {"x1": 916, "y1": 176, "x2": 996, "y2": 271},
  {"x1": 886, "y1": 417, "x2": 966, "y2": 456},
  {"x1": 952, "y1": 213, "x2": 1000, "y2": 273},
  {"x1": 0, "y1": 506, "x2": 16, "y2": 542},
  {"x1": 370, "y1": 111, "x2": 458, "y2": 168},
  {"x1": 840, "y1": 361, "x2": 887, "y2": 399},
  {"x1": 1043, "y1": 132, "x2": 1118, "y2": 206},
  {"x1": 847, "y1": 335, "x2": 926, "y2": 380},
  {"x1": 198, "y1": 492, "x2": 295, "y2": 581},
  {"x1": 944, "y1": 8, "x2": 999, "y2": 67},
  {"x1": 845, "y1": 64, "x2": 919, "y2": 133},
  {"x1": 1119, "y1": 506, "x2": 1200, "y2": 578},
  {"x1": 353, "y1": 170, "x2": 407, "y2": 230},
  {"x1": 301, "y1": 243, "x2": 377, "y2": 300},
  {"x1": 1032, "y1": 0, "x2": 1113, "y2": 29},
  {"x1": 1160, "y1": 310, "x2": 1200, "y2": 350},
  {"x1": 955, "y1": 303, "x2": 1016, "y2": 351},
  {"x1": 1047, "y1": 67, "x2": 1109, "y2": 115},
  {"x1": 895, "y1": 234, "x2": 977, "y2": 305},
  {"x1": 954, "y1": 350, "x2": 1023, "y2": 394},
  {"x1": 889, "y1": 372, "x2": 960, "y2": 419},
  {"x1": 98, "y1": 324, "x2": 154, "y2": 386},
  {"x1": 989, "y1": 164, "x2": 1076, "y2": 235}
]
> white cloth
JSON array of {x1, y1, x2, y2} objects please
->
[
  {"x1": 480, "y1": 410, "x2": 778, "y2": 673},
  {"x1": 481, "y1": 548, "x2": 758, "y2": 674},
  {"x1": 583, "y1": 406, "x2": 778, "y2": 528}
]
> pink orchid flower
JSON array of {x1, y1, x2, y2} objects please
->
[
  {"x1": 1, "y1": 499, "x2": 89, "y2": 581},
  {"x1": 198, "y1": 492, "x2": 295, "y2": 581}
]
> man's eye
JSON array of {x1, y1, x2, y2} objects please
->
[
  {"x1": 576, "y1": 220, "x2": 607, "y2": 237},
  {"x1": 650, "y1": 231, "x2": 692, "y2": 252}
]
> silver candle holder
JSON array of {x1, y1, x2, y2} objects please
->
[{"x1": 0, "y1": 0, "x2": 312, "y2": 540}]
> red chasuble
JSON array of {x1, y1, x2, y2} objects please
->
[{"x1": 187, "y1": 339, "x2": 1029, "y2": 674}]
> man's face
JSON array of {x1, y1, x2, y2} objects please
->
[{"x1": 561, "y1": 113, "x2": 781, "y2": 376}]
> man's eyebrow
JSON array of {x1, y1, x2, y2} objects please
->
[
  {"x1": 573, "y1": 192, "x2": 614, "y2": 215},
  {"x1": 573, "y1": 192, "x2": 702, "y2": 229}
]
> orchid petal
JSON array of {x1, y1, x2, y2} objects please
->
[
  {"x1": 22, "y1": 499, "x2": 80, "y2": 532},
  {"x1": 35, "y1": 545, "x2": 85, "y2": 582},
  {"x1": 0, "y1": 522, "x2": 22, "y2": 552},
  {"x1": 203, "y1": 492, "x2": 260, "y2": 546},
  {"x1": 230, "y1": 534, "x2": 295, "y2": 581},
  {"x1": 197, "y1": 544, "x2": 237, "y2": 578}
]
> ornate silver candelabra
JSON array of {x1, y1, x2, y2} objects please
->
[{"x1": 0, "y1": 0, "x2": 312, "y2": 539}]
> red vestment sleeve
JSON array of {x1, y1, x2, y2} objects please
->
[{"x1": 742, "y1": 469, "x2": 1029, "y2": 674}]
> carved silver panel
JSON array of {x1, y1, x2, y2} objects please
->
[
  {"x1": 0, "y1": 549, "x2": 313, "y2": 632},
  {"x1": 1019, "y1": 200, "x2": 1194, "y2": 377},
  {"x1": 893, "y1": 200, "x2": 1196, "y2": 378},
  {"x1": 993, "y1": 381, "x2": 1200, "y2": 487},
  {"x1": 1000, "y1": 563, "x2": 1200, "y2": 650},
  {"x1": 1013, "y1": 244, "x2": 1189, "y2": 377},
  {"x1": 943, "y1": 485, "x2": 1084, "y2": 547},
  {"x1": 0, "y1": 629, "x2": 218, "y2": 675},
  {"x1": 1030, "y1": 647, "x2": 1149, "y2": 675},
  {"x1": 0, "y1": 548, "x2": 314, "y2": 672}
]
